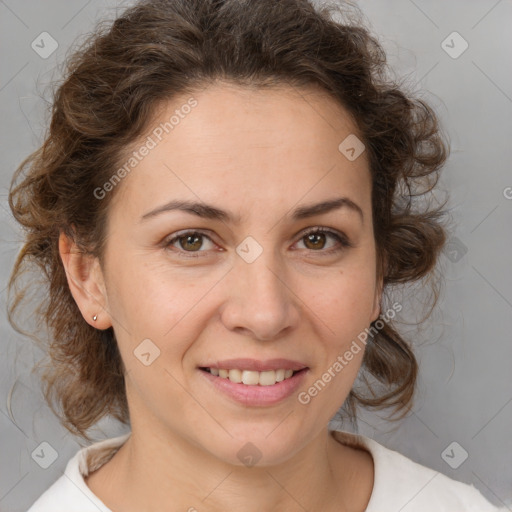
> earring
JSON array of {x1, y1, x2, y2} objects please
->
[{"x1": 93, "y1": 315, "x2": 98, "y2": 321}]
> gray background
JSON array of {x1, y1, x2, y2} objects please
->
[{"x1": 1, "y1": 0, "x2": 511, "y2": 510}]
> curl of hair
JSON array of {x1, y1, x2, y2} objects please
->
[{"x1": 8, "y1": 0, "x2": 449, "y2": 438}]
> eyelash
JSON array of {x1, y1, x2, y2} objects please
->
[{"x1": 164, "y1": 227, "x2": 352, "y2": 259}]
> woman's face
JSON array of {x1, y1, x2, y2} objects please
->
[{"x1": 98, "y1": 82, "x2": 381, "y2": 465}]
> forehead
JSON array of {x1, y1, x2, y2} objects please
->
[
  {"x1": 109, "y1": 82, "x2": 371, "y2": 222},
  {"x1": 148, "y1": 82, "x2": 363, "y2": 158}
]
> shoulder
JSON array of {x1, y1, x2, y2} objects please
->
[
  {"x1": 330, "y1": 430, "x2": 501, "y2": 512},
  {"x1": 26, "y1": 433, "x2": 130, "y2": 512}
]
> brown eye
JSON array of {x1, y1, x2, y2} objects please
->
[
  {"x1": 303, "y1": 232, "x2": 328, "y2": 250},
  {"x1": 295, "y1": 227, "x2": 351, "y2": 254},
  {"x1": 177, "y1": 233, "x2": 203, "y2": 251},
  {"x1": 165, "y1": 230, "x2": 216, "y2": 257}
]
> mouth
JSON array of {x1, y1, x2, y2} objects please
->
[
  {"x1": 199, "y1": 367, "x2": 306, "y2": 386},
  {"x1": 197, "y1": 359, "x2": 309, "y2": 406}
]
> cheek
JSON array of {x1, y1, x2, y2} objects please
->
[
  {"x1": 304, "y1": 266, "x2": 377, "y2": 340},
  {"x1": 104, "y1": 257, "x2": 216, "y2": 371},
  {"x1": 300, "y1": 270, "x2": 376, "y2": 402},
  {"x1": 105, "y1": 257, "x2": 199, "y2": 330},
  {"x1": 105, "y1": 260, "x2": 202, "y2": 415}
]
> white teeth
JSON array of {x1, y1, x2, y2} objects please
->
[
  {"x1": 259, "y1": 370, "x2": 277, "y2": 386},
  {"x1": 228, "y1": 369, "x2": 242, "y2": 383},
  {"x1": 242, "y1": 370, "x2": 260, "y2": 385},
  {"x1": 207, "y1": 368, "x2": 299, "y2": 386}
]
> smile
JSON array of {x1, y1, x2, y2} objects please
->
[
  {"x1": 198, "y1": 360, "x2": 309, "y2": 406},
  {"x1": 201, "y1": 367, "x2": 297, "y2": 386}
]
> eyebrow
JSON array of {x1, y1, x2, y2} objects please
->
[{"x1": 140, "y1": 196, "x2": 364, "y2": 223}]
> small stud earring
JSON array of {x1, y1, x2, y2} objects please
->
[{"x1": 93, "y1": 315, "x2": 98, "y2": 321}]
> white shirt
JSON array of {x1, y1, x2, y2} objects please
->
[{"x1": 27, "y1": 430, "x2": 501, "y2": 511}]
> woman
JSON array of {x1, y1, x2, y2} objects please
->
[{"x1": 7, "y1": 0, "x2": 501, "y2": 510}]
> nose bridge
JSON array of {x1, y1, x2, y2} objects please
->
[
  {"x1": 222, "y1": 236, "x2": 299, "y2": 339},
  {"x1": 238, "y1": 238, "x2": 289, "y2": 309}
]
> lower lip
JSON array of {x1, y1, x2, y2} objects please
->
[{"x1": 198, "y1": 368, "x2": 309, "y2": 406}]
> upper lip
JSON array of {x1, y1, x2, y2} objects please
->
[{"x1": 200, "y1": 358, "x2": 308, "y2": 372}]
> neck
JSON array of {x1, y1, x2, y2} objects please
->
[{"x1": 87, "y1": 423, "x2": 372, "y2": 512}]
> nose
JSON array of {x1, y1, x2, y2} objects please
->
[{"x1": 219, "y1": 248, "x2": 301, "y2": 341}]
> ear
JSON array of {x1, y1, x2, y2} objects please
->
[{"x1": 58, "y1": 231, "x2": 112, "y2": 330}]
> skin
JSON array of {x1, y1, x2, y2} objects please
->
[{"x1": 60, "y1": 82, "x2": 382, "y2": 512}]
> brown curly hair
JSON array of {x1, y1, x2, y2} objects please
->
[{"x1": 8, "y1": 0, "x2": 449, "y2": 439}]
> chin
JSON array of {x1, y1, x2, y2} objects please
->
[{"x1": 198, "y1": 424, "x2": 307, "y2": 468}]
